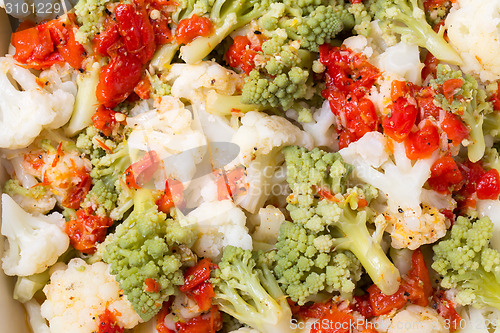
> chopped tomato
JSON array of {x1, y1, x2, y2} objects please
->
[
  {"x1": 442, "y1": 78, "x2": 463, "y2": 103},
  {"x1": 226, "y1": 35, "x2": 261, "y2": 74},
  {"x1": 92, "y1": 106, "x2": 120, "y2": 137},
  {"x1": 214, "y1": 166, "x2": 248, "y2": 201},
  {"x1": 476, "y1": 169, "x2": 500, "y2": 200},
  {"x1": 98, "y1": 308, "x2": 124, "y2": 333},
  {"x1": 404, "y1": 121, "x2": 440, "y2": 160},
  {"x1": 64, "y1": 209, "x2": 113, "y2": 254},
  {"x1": 11, "y1": 15, "x2": 85, "y2": 70},
  {"x1": 175, "y1": 306, "x2": 223, "y2": 333},
  {"x1": 96, "y1": 49, "x2": 144, "y2": 108},
  {"x1": 180, "y1": 258, "x2": 218, "y2": 292},
  {"x1": 338, "y1": 130, "x2": 357, "y2": 150},
  {"x1": 352, "y1": 295, "x2": 373, "y2": 318},
  {"x1": 421, "y1": 52, "x2": 439, "y2": 80},
  {"x1": 157, "y1": 179, "x2": 185, "y2": 213},
  {"x1": 124, "y1": 151, "x2": 160, "y2": 189},
  {"x1": 433, "y1": 291, "x2": 462, "y2": 332},
  {"x1": 367, "y1": 284, "x2": 407, "y2": 316},
  {"x1": 62, "y1": 171, "x2": 92, "y2": 209},
  {"x1": 134, "y1": 76, "x2": 152, "y2": 100},
  {"x1": 319, "y1": 44, "x2": 380, "y2": 98},
  {"x1": 440, "y1": 112, "x2": 469, "y2": 146},
  {"x1": 176, "y1": 14, "x2": 213, "y2": 45},
  {"x1": 297, "y1": 301, "x2": 334, "y2": 320},
  {"x1": 156, "y1": 299, "x2": 175, "y2": 333},
  {"x1": 424, "y1": 0, "x2": 452, "y2": 10},
  {"x1": 115, "y1": 3, "x2": 156, "y2": 63},
  {"x1": 428, "y1": 156, "x2": 463, "y2": 194},
  {"x1": 488, "y1": 82, "x2": 500, "y2": 111},
  {"x1": 144, "y1": 278, "x2": 162, "y2": 293},
  {"x1": 187, "y1": 281, "x2": 215, "y2": 312},
  {"x1": 310, "y1": 307, "x2": 354, "y2": 333},
  {"x1": 403, "y1": 249, "x2": 433, "y2": 307},
  {"x1": 93, "y1": 20, "x2": 121, "y2": 57},
  {"x1": 317, "y1": 187, "x2": 340, "y2": 202},
  {"x1": 415, "y1": 87, "x2": 441, "y2": 120},
  {"x1": 382, "y1": 97, "x2": 418, "y2": 142}
]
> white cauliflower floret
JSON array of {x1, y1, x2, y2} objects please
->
[
  {"x1": 166, "y1": 61, "x2": 242, "y2": 103},
  {"x1": 373, "y1": 305, "x2": 449, "y2": 333},
  {"x1": 1, "y1": 194, "x2": 69, "y2": 276},
  {"x1": 25, "y1": 300, "x2": 50, "y2": 333},
  {"x1": 0, "y1": 58, "x2": 77, "y2": 149},
  {"x1": 229, "y1": 328, "x2": 261, "y2": 333},
  {"x1": 458, "y1": 305, "x2": 500, "y2": 333},
  {"x1": 339, "y1": 132, "x2": 447, "y2": 249},
  {"x1": 373, "y1": 42, "x2": 423, "y2": 85},
  {"x1": 476, "y1": 199, "x2": 500, "y2": 252},
  {"x1": 41, "y1": 258, "x2": 142, "y2": 333},
  {"x1": 187, "y1": 200, "x2": 252, "y2": 261},
  {"x1": 445, "y1": 0, "x2": 500, "y2": 82},
  {"x1": 127, "y1": 96, "x2": 207, "y2": 184},
  {"x1": 250, "y1": 205, "x2": 286, "y2": 246},
  {"x1": 231, "y1": 111, "x2": 313, "y2": 213}
]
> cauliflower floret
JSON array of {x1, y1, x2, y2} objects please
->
[
  {"x1": 166, "y1": 61, "x2": 243, "y2": 103},
  {"x1": 373, "y1": 42, "x2": 424, "y2": 85},
  {"x1": 187, "y1": 200, "x2": 252, "y2": 261},
  {"x1": 41, "y1": 258, "x2": 142, "y2": 333},
  {"x1": 458, "y1": 305, "x2": 500, "y2": 333},
  {"x1": 127, "y1": 96, "x2": 207, "y2": 184},
  {"x1": 445, "y1": 0, "x2": 500, "y2": 82},
  {"x1": 339, "y1": 132, "x2": 447, "y2": 249},
  {"x1": 476, "y1": 199, "x2": 500, "y2": 252},
  {"x1": 250, "y1": 205, "x2": 285, "y2": 246},
  {"x1": 229, "y1": 328, "x2": 261, "y2": 333},
  {"x1": 0, "y1": 58, "x2": 77, "y2": 149},
  {"x1": 372, "y1": 305, "x2": 449, "y2": 333},
  {"x1": 25, "y1": 300, "x2": 50, "y2": 333},
  {"x1": 231, "y1": 111, "x2": 314, "y2": 213},
  {"x1": 1, "y1": 194, "x2": 69, "y2": 276}
]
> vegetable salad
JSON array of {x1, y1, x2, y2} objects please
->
[{"x1": 1, "y1": 0, "x2": 500, "y2": 332}]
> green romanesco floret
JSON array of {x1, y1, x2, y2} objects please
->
[
  {"x1": 431, "y1": 64, "x2": 493, "y2": 162},
  {"x1": 432, "y1": 216, "x2": 500, "y2": 310},
  {"x1": 3, "y1": 179, "x2": 49, "y2": 202},
  {"x1": 175, "y1": 0, "x2": 277, "y2": 64},
  {"x1": 371, "y1": 0, "x2": 462, "y2": 65},
  {"x1": 273, "y1": 146, "x2": 400, "y2": 304},
  {"x1": 102, "y1": 189, "x2": 197, "y2": 321},
  {"x1": 212, "y1": 246, "x2": 294, "y2": 333},
  {"x1": 77, "y1": 126, "x2": 133, "y2": 219},
  {"x1": 74, "y1": 0, "x2": 116, "y2": 43}
]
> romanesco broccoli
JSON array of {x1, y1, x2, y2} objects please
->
[
  {"x1": 273, "y1": 146, "x2": 400, "y2": 304},
  {"x1": 432, "y1": 216, "x2": 500, "y2": 310},
  {"x1": 102, "y1": 189, "x2": 197, "y2": 321}
]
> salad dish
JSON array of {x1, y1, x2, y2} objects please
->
[{"x1": 1, "y1": 0, "x2": 500, "y2": 332}]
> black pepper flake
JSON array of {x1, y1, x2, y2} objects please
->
[
  {"x1": 78, "y1": 68, "x2": 84, "y2": 73},
  {"x1": 398, "y1": 208, "x2": 403, "y2": 213},
  {"x1": 404, "y1": 291, "x2": 410, "y2": 297},
  {"x1": 254, "y1": 30, "x2": 262, "y2": 35},
  {"x1": 105, "y1": 8, "x2": 111, "y2": 15}
]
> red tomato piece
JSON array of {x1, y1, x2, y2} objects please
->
[
  {"x1": 476, "y1": 169, "x2": 500, "y2": 200},
  {"x1": 402, "y1": 249, "x2": 433, "y2": 307},
  {"x1": 382, "y1": 97, "x2": 418, "y2": 142},
  {"x1": 64, "y1": 209, "x2": 113, "y2": 254},
  {"x1": 352, "y1": 295, "x2": 373, "y2": 318},
  {"x1": 98, "y1": 308, "x2": 124, "y2": 333},
  {"x1": 428, "y1": 156, "x2": 463, "y2": 194},
  {"x1": 440, "y1": 112, "x2": 469, "y2": 146},
  {"x1": 226, "y1": 35, "x2": 261, "y2": 74},
  {"x1": 433, "y1": 291, "x2": 462, "y2": 332},
  {"x1": 488, "y1": 82, "x2": 500, "y2": 111},
  {"x1": 310, "y1": 306, "x2": 355, "y2": 333},
  {"x1": 415, "y1": 86, "x2": 441, "y2": 120},
  {"x1": 457, "y1": 161, "x2": 486, "y2": 197},
  {"x1": 297, "y1": 301, "x2": 334, "y2": 320},
  {"x1": 93, "y1": 21, "x2": 121, "y2": 57},
  {"x1": 124, "y1": 151, "x2": 160, "y2": 189},
  {"x1": 404, "y1": 121, "x2": 440, "y2": 160},
  {"x1": 442, "y1": 78, "x2": 463, "y2": 103},
  {"x1": 175, "y1": 306, "x2": 223, "y2": 333},
  {"x1": 176, "y1": 14, "x2": 214, "y2": 45},
  {"x1": 115, "y1": 4, "x2": 156, "y2": 63},
  {"x1": 421, "y1": 52, "x2": 439, "y2": 80},
  {"x1": 92, "y1": 106, "x2": 119, "y2": 137},
  {"x1": 367, "y1": 284, "x2": 407, "y2": 316},
  {"x1": 156, "y1": 179, "x2": 185, "y2": 213},
  {"x1": 62, "y1": 171, "x2": 92, "y2": 209},
  {"x1": 180, "y1": 258, "x2": 218, "y2": 292},
  {"x1": 338, "y1": 130, "x2": 357, "y2": 150},
  {"x1": 134, "y1": 76, "x2": 152, "y2": 100},
  {"x1": 96, "y1": 50, "x2": 144, "y2": 108},
  {"x1": 214, "y1": 166, "x2": 248, "y2": 201},
  {"x1": 187, "y1": 281, "x2": 215, "y2": 312},
  {"x1": 152, "y1": 16, "x2": 173, "y2": 45},
  {"x1": 156, "y1": 299, "x2": 175, "y2": 333},
  {"x1": 144, "y1": 278, "x2": 162, "y2": 293}
]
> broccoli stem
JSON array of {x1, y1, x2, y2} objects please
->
[
  {"x1": 460, "y1": 269, "x2": 500, "y2": 310},
  {"x1": 462, "y1": 109, "x2": 485, "y2": 163},
  {"x1": 338, "y1": 208, "x2": 401, "y2": 295},
  {"x1": 151, "y1": 43, "x2": 180, "y2": 70},
  {"x1": 180, "y1": 13, "x2": 238, "y2": 64},
  {"x1": 65, "y1": 62, "x2": 101, "y2": 136},
  {"x1": 205, "y1": 90, "x2": 264, "y2": 115}
]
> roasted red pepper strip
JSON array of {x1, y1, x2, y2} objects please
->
[
  {"x1": 176, "y1": 14, "x2": 213, "y2": 45},
  {"x1": 64, "y1": 209, "x2": 113, "y2": 254},
  {"x1": 180, "y1": 258, "x2": 218, "y2": 292}
]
